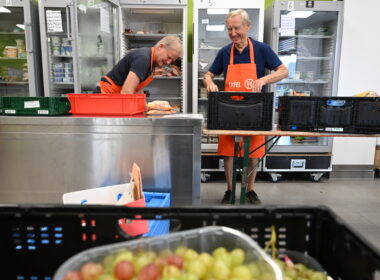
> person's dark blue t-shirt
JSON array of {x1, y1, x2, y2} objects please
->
[
  {"x1": 208, "y1": 37, "x2": 282, "y2": 79},
  {"x1": 106, "y1": 47, "x2": 152, "y2": 86}
]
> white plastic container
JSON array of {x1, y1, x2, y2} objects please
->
[{"x1": 53, "y1": 226, "x2": 282, "y2": 280}]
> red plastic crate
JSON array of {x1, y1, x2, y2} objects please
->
[{"x1": 67, "y1": 94, "x2": 146, "y2": 116}]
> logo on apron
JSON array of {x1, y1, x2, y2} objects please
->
[{"x1": 244, "y1": 78, "x2": 254, "y2": 90}]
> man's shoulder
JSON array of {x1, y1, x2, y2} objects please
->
[
  {"x1": 250, "y1": 38, "x2": 272, "y2": 52},
  {"x1": 129, "y1": 47, "x2": 151, "y2": 58},
  {"x1": 220, "y1": 43, "x2": 233, "y2": 54}
]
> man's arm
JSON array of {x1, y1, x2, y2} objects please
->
[
  {"x1": 120, "y1": 71, "x2": 141, "y2": 94},
  {"x1": 203, "y1": 71, "x2": 219, "y2": 92},
  {"x1": 252, "y1": 64, "x2": 289, "y2": 92}
]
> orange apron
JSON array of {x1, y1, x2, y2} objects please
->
[
  {"x1": 217, "y1": 39, "x2": 265, "y2": 158},
  {"x1": 99, "y1": 48, "x2": 155, "y2": 94}
]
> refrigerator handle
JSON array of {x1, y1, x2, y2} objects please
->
[
  {"x1": 66, "y1": 5, "x2": 73, "y2": 41},
  {"x1": 25, "y1": 22, "x2": 33, "y2": 54},
  {"x1": 272, "y1": 27, "x2": 280, "y2": 53}
]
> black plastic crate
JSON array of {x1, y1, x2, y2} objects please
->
[
  {"x1": 1, "y1": 205, "x2": 380, "y2": 280},
  {"x1": 2, "y1": 97, "x2": 71, "y2": 116},
  {"x1": 279, "y1": 96, "x2": 380, "y2": 134},
  {"x1": 353, "y1": 98, "x2": 380, "y2": 133},
  {"x1": 207, "y1": 91, "x2": 273, "y2": 130}
]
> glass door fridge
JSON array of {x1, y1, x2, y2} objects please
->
[
  {"x1": 0, "y1": 0, "x2": 42, "y2": 97},
  {"x1": 263, "y1": 0, "x2": 344, "y2": 182},
  {"x1": 39, "y1": 0, "x2": 120, "y2": 96},
  {"x1": 119, "y1": 0, "x2": 188, "y2": 112},
  {"x1": 193, "y1": 0, "x2": 264, "y2": 178}
]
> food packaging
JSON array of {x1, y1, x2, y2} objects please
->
[
  {"x1": 5, "y1": 46, "x2": 18, "y2": 58},
  {"x1": 63, "y1": 163, "x2": 148, "y2": 237},
  {"x1": 53, "y1": 226, "x2": 282, "y2": 280}
]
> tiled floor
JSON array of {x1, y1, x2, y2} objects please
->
[{"x1": 200, "y1": 173, "x2": 380, "y2": 251}]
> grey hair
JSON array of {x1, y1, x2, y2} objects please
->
[
  {"x1": 226, "y1": 9, "x2": 251, "y2": 27},
  {"x1": 155, "y1": 35, "x2": 183, "y2": 57}
]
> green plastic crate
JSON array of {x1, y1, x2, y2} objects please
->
[{"x1": 2, "y1": 97, "x2": 71, "y2": 116}]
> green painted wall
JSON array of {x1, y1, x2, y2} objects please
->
[{"x1": 188, "y1": 0, "x2": 193, "y2": 62}]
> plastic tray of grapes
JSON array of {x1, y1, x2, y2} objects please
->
[{"x1": 54, "y1": 226, "x2": 283, "y2": 280}]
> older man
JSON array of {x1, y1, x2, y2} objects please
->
[
  {"x1": 203, "y1": 9, "x2": 288, "y2": 204},
  {"x1": 98, "y1": 35, "x2": 182, "y2": 94}
]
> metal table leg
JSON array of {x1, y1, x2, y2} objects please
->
[
  {"x1": 231, "y1": 136, "x2": 242, "y2": 204},
  {"x1": 239, "y1": 137, "x2": 250, "y2": 204}
]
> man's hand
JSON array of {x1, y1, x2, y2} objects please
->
[
  {"x1": 252, "y1": 78, "x2": 267, "y2": 92},
  {"x1": 203, "y1": 71, "x2": 219, "y2": 92},
  {"x1": 206, "y1": 82, "x2": 219, "y2": 92}
]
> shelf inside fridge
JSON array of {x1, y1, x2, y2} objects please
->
[{"x1": 124, "y1": 33, "x2": 181, "y2": 41}]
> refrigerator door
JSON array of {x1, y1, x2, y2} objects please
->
[
  {"x1": 268, "y1": 0, "x2": 343, "y2": 153},
  {"x1": 74, "y1": 0, "x2": 120, "y2": 92},
  {"x1": 39, "y1": 0, "x2": 77, "y2": 96},
  {"x1": 119, "y1": 0, "x2": 188, "y2": 112},
  {"x1": 193, "y1": 0, "x2": 265, "y2": 151},
  {"x1": 0, "y1": 0, "x2": 40, "y2": 96}
]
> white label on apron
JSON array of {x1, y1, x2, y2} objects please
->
[
  {"x1": 24, "y1": 101, "x2": 40, "y2": 108},
  {"x1": 38, "y1": 110, "x2": 49, "y2": 115},
  {"x1": 287, "y1": 1, "x2": 295, "y2": 11}
]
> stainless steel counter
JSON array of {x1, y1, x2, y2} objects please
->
[{"x1": 0, "y1": 114, "x2": 203, "y2": 205}]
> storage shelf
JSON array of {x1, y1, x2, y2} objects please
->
[
  {"x1": 124, "y1": 33, "x2": 181, "y2": 41},
  {"x1": 197, "y1": 77, "x2": 224, "y2": 81},
  {"x1": 0, "y1": 81, "x2": 28, "y2": 85},
  {"x1": 280, "y1": 35, "x2": 334, "y2": 39},
  {"x1": 0, "y1": 32, "x2": 25, "y2": 35},
  {"x1": 53, "y1": 82, "x2": 74, "y2": 86},
  {"x1": 278, "y1": 79, "x2": 329, "y2": 85},
  {"x1": 52, "y1": 55, "x2": 72, "y2": 58},
  {"x1": 153, "y1": 76, "x2": 182, "y2": 80},
  {"x1": 79, "y1": 56, "x2": 107, "y2": 59},
  {"x1": 298, "y1": 57, "x2": 330, "y2": 60},
  {"x1": 0, "y1": 57, "x2": 27, "y2": 61},
  {"x1": 199, "y1": 47, "x2": 220, "y2": 50}
]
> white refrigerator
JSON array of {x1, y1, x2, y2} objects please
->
[
  {"x1": 119, "y1": 0, "x2": 188, "y2": 112},
  {"x1": 263, "y1": 0, "x2": 344, "y2": 182},
  {"x1": 0, "y1": 0, "x2": 43, "y2": 97},
  {"x1": 39, "y1": 0, "x2": 121, "y2": 96}
]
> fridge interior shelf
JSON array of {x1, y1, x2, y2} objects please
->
[
  {"x1": 124, "y1": 33, "x2": 181, "y2": 41},
  {"x1": 0, "y1": 57, "x2": 27, "y2": 61},
  {"x1": 297, "y1": 57, "x2": 330, "y2": 60},
  {"x1": 278, "y1": 79, "x2": 329, "y2": 84},
  {"x1": 0, "y1": 32, "x2": 25, "y2": 35},
  {"x1": 280, "y1": 35, "x2": 334, "y2": 39},
  {"x1": 0, "y1": 81, "x2": 28, "y2": 85},
  {"x1": 153, "y1": 76, "x2": 181, "y2": 80},
  {"x1": 52, "y1": 55, "x2": 73, "y2": 58}
]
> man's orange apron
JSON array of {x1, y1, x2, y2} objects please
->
[
  {"x1": 99, "y1": 48, "x2": 155, "y2": 94},
  {"x1": 217, "y1": 39, "x2": 265, "y2": 158}
]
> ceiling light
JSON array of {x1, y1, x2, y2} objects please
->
[
  {"x1": 0, "y1": 7, "x2": 11, "y2": 13},
  {"x1": 287, "y1": 11, "x2": 315, "y2": 18},
  {"x1": 206, "y1": 25, "x2": 225, "y2": 32},
  {"x1": 207, "y1": 9, "x2": 229, "y2": 15},
  {"x1": 131, "y1": 9, "x2": 175, "y2": 15}
]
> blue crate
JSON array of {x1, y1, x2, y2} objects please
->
[{"x1": 143, "y1": 192, "x2": 170, "y2": 237}]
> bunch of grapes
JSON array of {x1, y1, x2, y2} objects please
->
[
  {"x1": 274, "y1": 259, "x2": 327, "y2": 280},
  {"x1": 63, "y1": 246, "x2": 278, "y2": 280}
]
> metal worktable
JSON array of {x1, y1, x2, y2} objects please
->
[
  {"x1": 0, "y1": 114, "x2": 203, "y2": 205},
  {"x1": 204, "y1": 126, "x2": 380, "y2": 204}
]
